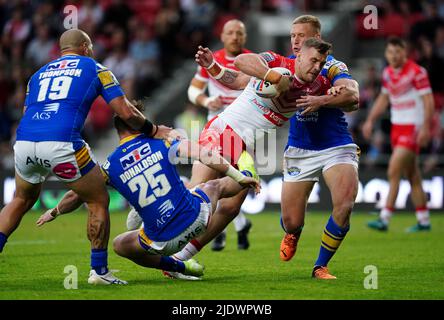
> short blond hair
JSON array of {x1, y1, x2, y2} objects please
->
[{"x1": 292, "y1": 15, "x2": 321, "y2": 34}]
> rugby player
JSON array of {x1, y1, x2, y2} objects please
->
[
  {"x1": 36, "y1": 102, "x2": 260, "y2": 281},
  {"x1": 362, "y1": 37, "x2": 434, "y2": 232},
  {"x1": 172, "y1": 38, "x2": 357, "y2": 278},
  {"x1": 0, "y1": 29, "x2": 171, "y2": 285},
  {"x1": 187, "y1": 19, "x2": 253, "y2": 251},
  {"x1": 191, "y1": 15, "x2": 360, "y2": 280}
]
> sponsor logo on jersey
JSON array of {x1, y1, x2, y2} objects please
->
[
  {"x1": 46, "y1": 59, "x2": 80, "y2": 71},
  {"x1": 32, "y1": 103, "x2": 60, "y2": 120},
  {"x1": 120, "y1": 143, "x2": 152, "y2": 170}
]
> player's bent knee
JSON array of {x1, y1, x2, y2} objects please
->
[{"x1": 282, "y1": 215, "x2": 304, "y2": 233}]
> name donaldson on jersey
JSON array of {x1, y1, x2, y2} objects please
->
[{"x1": 119, "y1": 150, "x2": 164, "y2": 183}]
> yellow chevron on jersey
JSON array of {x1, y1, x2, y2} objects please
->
[{"x1": 98, "y1": 70, "x2": 117, "y2": 89}]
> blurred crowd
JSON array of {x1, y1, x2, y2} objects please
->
[
  {"x1": 0, "y1": 0, "x2": 442, "y2": 173},
  {"x1": 353, "y1": 0, "x2": 444, "y2": 172}
]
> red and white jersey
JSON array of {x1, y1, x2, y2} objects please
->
[
  {"x1": 218, "y1": 51, "x2": 330, "y2": 147},
  {"x1": 381, "y1": 59, "x2": 432, "y2": 126},
  {"x1": 194, "y1": 48, "x2": 251, "y2": 120}
]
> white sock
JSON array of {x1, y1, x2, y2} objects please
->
[
  {"x1": 233, "y1": 212, "x2": 247, "y2": 232},
  {"x1": 173, "y1": 241, "x2": 201, "y2": 261},
  {"x1": 380, "y1": 208, "x2": 393, "y2": 225},
  {"x1": 416, "y1": 209, "x2": 430, "y2": 226}
]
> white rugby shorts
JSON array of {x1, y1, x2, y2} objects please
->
[
  {"x1": 283, "y1": 143, "x2": 360, "y2": 182},
  {"x1": 138, "y1": 189, "x2": 212, "y2": 256},
  {"x1": 14, "y1": 140, "x2": 96, "y2": 184}
]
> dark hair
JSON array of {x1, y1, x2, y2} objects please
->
[
  {"x1": 386, "y1": 36, "x2": 406, "y2": 49},
  {"x1": 292, "y1": 15, "x2": 321, "y2": 34},
  {"x1": 113, "y1": 100, "x2": 145, "y2": 133},
  {"x1": 302, "y1": 37, "x2": 332, "y2": 55}
]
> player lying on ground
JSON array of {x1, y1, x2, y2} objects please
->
[{"x1": 37, "y1": 107, "x2": 260, "y2": 282}]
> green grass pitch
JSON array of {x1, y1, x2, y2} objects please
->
[{"x1": 0, "y1": 210, "x2": 443, "y2": 300}]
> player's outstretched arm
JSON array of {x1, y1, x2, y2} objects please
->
[
  {"x1": 176, "y1": 139, "x2": 260, "y2": 193},
  {"x1": 36, "y1": 190, "x2": 83, "y2": 226},
  {"x1": 361, "y1": 92, "x2": 390, "y2": 140},
  {"x1": 417, "y1": 92, "x2": 435, "y2": 147},
  {"x1": 196, "y1": 46, "x2": 250, "y2": 90},
  {"x1": 108, "y1": 96, "x2": 172, "y2": 139}
]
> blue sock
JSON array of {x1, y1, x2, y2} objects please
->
[
  {"x1": 0, "y1": 232, "x2": 7, "y2": 253},
  {"x1": 315, "y1": 215, "x2": 349, "y2": 267},
  {"x1": 159, "y1": 256, "x2": 185, "y2": 273},
  {"x1": 91, "y1": 249, "x2": 108, "y2": 275}
]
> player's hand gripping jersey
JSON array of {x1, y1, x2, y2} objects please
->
[
  {"x1": 287, "y1": 55, "x2": 355, "y2": 150},
  {"x1": 102, "y1": 135, "x2": 209, "y2": 243},
  {"x1": 194, "y1": 48, "x2": 251, "y2": 120},
  {"x1": 216, "y1": 51, "x2": 331, "y2": 148},
  {"x1": 16, "y1": 54, "x2": 123, "y2": 143}
]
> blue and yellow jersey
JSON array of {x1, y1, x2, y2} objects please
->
[
  {"x1": 101, "y1": 134, "x2": 202, "y2": 242},
  {"x1": 287, "y1": 55, "x2": 354, "y2": 150},
  {"x1": 16, "y1": 54, "x2": 124, "y2": 144}
]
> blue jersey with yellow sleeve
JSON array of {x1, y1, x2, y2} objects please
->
[
  {"x1": 16, "y1": 54, "x2": 123, "y2": 144},
  {"x1": 287, "y1": 55, "x2": 354, "y2": 150},
  {"x1": 101, "y1": 134, "x2": 202, "y2": 242}
]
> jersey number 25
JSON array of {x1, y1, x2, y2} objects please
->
[{"x1": 127, "y1": 163, "x2": 172, "y2": 208}]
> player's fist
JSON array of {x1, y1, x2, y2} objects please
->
[
  {"x1": 195, "y1": 46, "x2": 214, "y2": 68},
  {"x1": 327, "y1": 85, "x2": 346, "y2": 96},
  {"x1": 204, "y1": 96, "x2": 223, "y2": 111},
  {"x1": 417, "y1": 126, "x2": 431, "y2": 147},
  {"x1": 239, "y1": 176, "x2": 261, "y2": 194},
  {"x1": 274, "y1": 75, "x2": 292, "y2": 97}
]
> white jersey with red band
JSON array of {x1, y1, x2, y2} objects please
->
[
  {"x1": 194, "y1": 48, "x2": 251, "y2": 120},
  {"x1": 381, "y1": 59, "x2": 432, "y2": 126},
  {"x1": 218, "y1": 51, "x2": 330, "y2": 147}
]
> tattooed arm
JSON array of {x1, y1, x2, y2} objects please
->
[{"x1": 195, "y1": 46, "x2": 251, "y2": 90}]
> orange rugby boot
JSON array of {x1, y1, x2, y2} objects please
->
[
  {"x1": 280, "y1": 233, "x2": 300, "y2": 261},
  {"x1": 312, "y1": 266, "x2": 337, "y2": 280}
]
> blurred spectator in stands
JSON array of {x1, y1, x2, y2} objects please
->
[
  {"x1": 25, "y1": 23, "x2": 54, "y2": 69},
  {"x1": 174, "y1": 102, "x2": 206, "y2": 140},
  {"x1": 130, "y1": 24, "x2": 160, "y2": 96},
  {"x1": 32, "y1": 1, "x2": 61, "y2": 36},
  {"x1": 0, "y1": 67, "x2": 13, "y2": 141},
  {"x1": 0, "y1": 141, "x2": 14, "y2": 170},
  {"x1": 212, "y1": 0, "x2": 249, "y2": 38},
  {"x1": 410, "y1": 0, "x2": 444, "y2": 43},
  {"x1": 102, "y1": 0, "x2": 133, "y2": 33},
  {"x1": 103, "y1": 28, "x2": 136, "y2": 99},
  {"x1": 417, "y1": 36, "x2": 444, "y2": 95},
  {"x1": 181, "y1": 0, "x2": 216, "y2": 56},
  {"x1": 79, "y1": 0, "x2": 103, "y2": 28},
  {"x1": 155, "y1": 0, "x2": 186, "y2": 74},
  {"x1": 435, "y1": 25, "x2": 444, "y2": 58},
  {"x1": 2, "y1": 6, "x2": 30, "y2": 52}
]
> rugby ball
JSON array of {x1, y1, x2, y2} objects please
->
[{"x1": 253, "y1": 67, "x2": 292, "y2": 98}]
